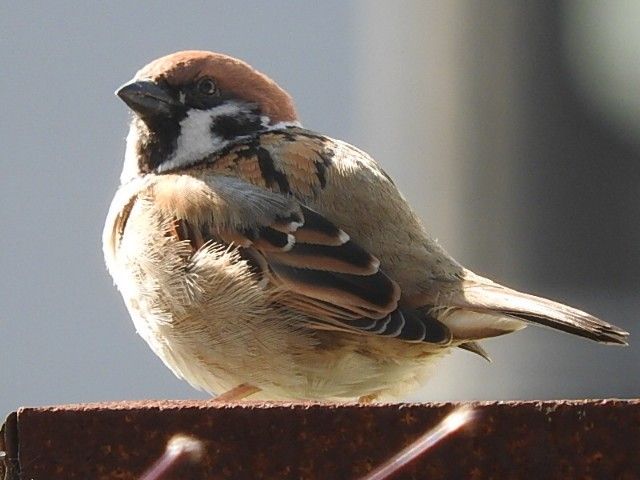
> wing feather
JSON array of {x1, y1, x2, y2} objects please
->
[{"x1": 149, "y1": 173, "x2": 449, "y2": 344}]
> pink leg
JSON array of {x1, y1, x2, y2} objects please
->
[{"x1": 213, "y1": 383, "x2": 261, "y2": 402}]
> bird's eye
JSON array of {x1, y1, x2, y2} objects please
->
[{"x1": 196, "y1": 77, "x2": 217, "y2": 96}]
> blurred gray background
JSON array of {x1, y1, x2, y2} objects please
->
[{"x1": 1, "y1": 1, "x2": 638, "y2": 416}]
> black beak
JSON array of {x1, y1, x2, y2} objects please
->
[{"x1": 116, "y1": 80, "x2": 180, "y2": 119}]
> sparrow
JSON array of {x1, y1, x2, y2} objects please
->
[{"x1": 104, "y1": 50, "x2": 628, "y2": 402}]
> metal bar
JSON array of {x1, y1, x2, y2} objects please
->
[{"x1": 2, "y1": 399, "x2": 639, "y2": 479}]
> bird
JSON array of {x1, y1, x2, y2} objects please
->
[{"x1": 104, "y1": 50, "x2": 628, "y2": 402}]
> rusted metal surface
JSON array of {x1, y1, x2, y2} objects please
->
[{"x1": 1, "y1": 399, "x2": 639, "y2": 479}]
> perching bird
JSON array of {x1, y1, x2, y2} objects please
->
[{"x1": 104, "y1": 50, "x2": 628, "y2": 402}]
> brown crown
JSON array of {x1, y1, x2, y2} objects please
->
[{"x1": 135, "y1": 50, "x2": 298, "y2": 124}]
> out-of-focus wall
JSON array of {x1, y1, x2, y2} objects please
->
[{"x1": 352, "y1": 0, "x2": 638, "y2": 400}]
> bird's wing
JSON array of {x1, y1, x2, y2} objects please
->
[
  {"x1": 147, "y1": 173, "x2": 451, "y2": 345},
  {"x1": 195, "y1": 128, "x2": 628, "y2": 348}
]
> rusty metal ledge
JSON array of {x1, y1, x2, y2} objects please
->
[{"x1": 2, "y1": 399, "x2": 639, "y2": 479}]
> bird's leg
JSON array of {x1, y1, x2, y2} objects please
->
[{"x1": 213, "y1": 383, "x2": 261, "y2": 402}]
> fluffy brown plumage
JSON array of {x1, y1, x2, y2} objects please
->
[{"x1": 104, "y1": 51, "x2": 628, "y2": 401}]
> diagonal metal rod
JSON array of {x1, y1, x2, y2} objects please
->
[
  {"x1": 359, "y1": 406, "x2": 477, "y2": 480},
  {"x1": 139, "y1": 434, "x2": 204, "y2": 480}
]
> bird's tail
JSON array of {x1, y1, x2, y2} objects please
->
[{"x1": 437, "y1": 272, "x2": 629, "y2": 345}]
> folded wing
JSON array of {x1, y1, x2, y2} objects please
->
[{"x1": 155, "y1": 174, "x2": 451, "y2": 345}]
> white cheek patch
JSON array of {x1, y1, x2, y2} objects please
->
[
  {"x1": 122, "y1": 100, "x2": 303, "y2": 181},
  {"x1": 157, "y1": 107, "x2": 228, "y2": 173},
  {"x1": 157, "y1": 103, "x2": 270, "y2": 173}
]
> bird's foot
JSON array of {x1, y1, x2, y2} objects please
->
[
  {"x1": 358, "y1": 393, "x2": 380, "y2": 404},
  {"x1": 213, "y1": 383, "x2": 261, "y2": 402}
]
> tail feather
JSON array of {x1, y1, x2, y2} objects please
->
[{"x1": 447, "y1": 274, "x2": 629, "y2": 345}]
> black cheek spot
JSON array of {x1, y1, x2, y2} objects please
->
[{"x1": 211, "y1": 115, "x2": 263, "y2": 140}]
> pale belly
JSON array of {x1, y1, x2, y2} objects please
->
[{"x1": 125, "y1": 293, "x2": 447, "y2": 401}]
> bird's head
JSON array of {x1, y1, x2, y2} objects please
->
[{"x1": 116, "y1": 50, "x2": 299, "y2": 181}]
